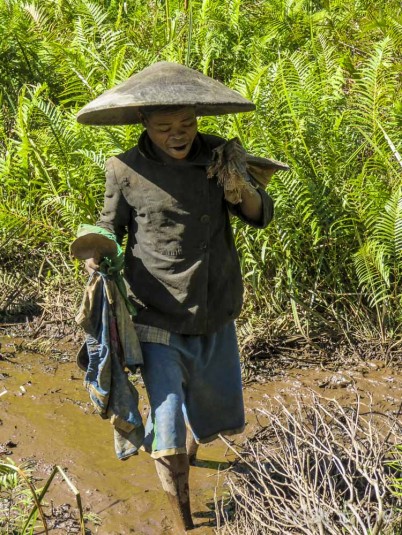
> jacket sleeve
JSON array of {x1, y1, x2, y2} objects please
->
[
  {"x1": 96, "y1": 157, "x2": 131, "y2": 244},
  {"x1": 227, "y1": 178, "x2": 274, "y2": 229}
]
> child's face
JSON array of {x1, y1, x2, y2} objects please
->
[{"x1": 142, "y1": 107, "x2": 198, "y2": 160}]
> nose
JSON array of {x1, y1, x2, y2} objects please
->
[{"x1": 171, "y1": 126, "x2": 186, "y2": 138}]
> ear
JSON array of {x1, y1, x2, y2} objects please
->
[{"x1": 138, "y1": 112, "x2": 147, "y2": 127}]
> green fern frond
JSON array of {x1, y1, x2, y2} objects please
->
[
  {"x1": 354, "y1": 241, "x2": 390, "y2": 306},
  {"x1": 74, "y1": 148, "x2": 106, "y2": 170},
  {"x1": 23, "y1": 2, "x2": 53, "y2": 29},
  {"x1": 77, "y1": 1, "x2": 109, "y2": 31},
  {"x1": 348, "y1": 37, "x2": 395, "y2": 133},
  {"x1": 369, "y1": 188, "x2": 402, "y2": 257}
]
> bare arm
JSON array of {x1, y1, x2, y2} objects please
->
[{"x1": 238, "y1": 184, "x2": 263, "y2": 223}]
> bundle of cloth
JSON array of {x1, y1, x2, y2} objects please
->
[{"x1": 73, "y1": 225, "x2": 144, "y2": 460}]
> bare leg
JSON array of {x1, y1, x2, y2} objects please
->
[
  {"x1": 154, "y1": 454, "x2": 194, "y2": 533},
  {"x1": 186, "y1": 430, "x2": 200, "y2": 466}
]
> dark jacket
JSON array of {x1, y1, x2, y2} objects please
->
[{"x1": 97, "y1": 131, "x2": 273, "y2": 334}]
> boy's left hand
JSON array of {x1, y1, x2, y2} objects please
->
[{"x1": 208, "y1": 138, "x2": 255, "y2": 205}]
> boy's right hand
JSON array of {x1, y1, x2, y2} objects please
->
[
  {"x1": 71, "y1": 233, "x2": 118, "y2": 274},
  {"x1": 85, "y1": 256, "x2": 102, "y2": 274}
]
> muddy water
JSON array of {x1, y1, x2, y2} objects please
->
[{"x1": 1, "y1": 335, "x2": 401, "y2": 534}]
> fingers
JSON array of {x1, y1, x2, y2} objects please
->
[{"x1": 85, "y1": 257, "x2": 101, "y2": 274}]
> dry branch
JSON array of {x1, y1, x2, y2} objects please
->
[{"x1": 218, "y1": 393, "x2": 402, "y2": 534}]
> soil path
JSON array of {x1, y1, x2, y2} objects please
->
[{"x1": 1, "y1": 335, "x2": 401, "y2": 534}]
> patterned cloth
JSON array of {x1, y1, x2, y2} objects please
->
[
  {"x1": 135, "y1": 324, "x2": 171, "y2": 345},
  {"x1": 76, "y1": 272, "x2": 144, "y2": 460}
]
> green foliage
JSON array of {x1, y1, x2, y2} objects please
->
[
  {"x1": 1, "y1": 0, "x2": 402, "y2": 341},
  {"x1": 0, "y1": 460, "x2": 90, "y2": 534},
  {"x1": 388, "y1": 445, "x2": 402, "y2": 499},
  {"x1": 0, "y1": 460, "x2": 39, "y2": 534}
]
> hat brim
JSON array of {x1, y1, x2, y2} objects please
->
[
  {"x1": 77, "y1": 61, "x2": 255, "y2": 126},
  {"x1": 77, "y1": 102, "x2": 256, "y2": 126},
  {"x1": 70, "y1": 233, "x2": 118, "y2": 260},
  {"x1": 246, "y1": 154, "x2": 290, "y2": 171}
]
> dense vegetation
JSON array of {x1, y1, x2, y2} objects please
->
[{"x1": 1, "y1": 0, "x2": 401, "y2": 347}]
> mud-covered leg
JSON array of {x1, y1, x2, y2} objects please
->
[
  {"x1": 186, "y1": 429, "x2": 199, "y2": 466},
  {"x1": 154, "y1": 453, "x2": 194, "y2": 533}
]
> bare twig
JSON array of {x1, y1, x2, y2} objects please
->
[{"x1": 217, "y1": 393, "x2": 402, "y2": 534}]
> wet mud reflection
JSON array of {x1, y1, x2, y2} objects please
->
[{"x1": 1, "y1": 336, "x2": 401, "y2": 534}]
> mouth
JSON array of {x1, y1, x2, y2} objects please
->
[{"x1": 170, "y1": 144, "x2": 188, "y2": 152}]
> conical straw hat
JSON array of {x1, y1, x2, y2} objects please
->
[{"x1": 76, "y1": 61, "x2": 255, "y2": 125}]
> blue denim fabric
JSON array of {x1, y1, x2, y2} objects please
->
[
  {"x1": 82, "y1": 273, "x2": 144, "y2": 460},
  {"x1": 141, "y1": 321, "x2": 245, "y2": 458}
]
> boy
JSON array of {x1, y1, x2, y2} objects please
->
[{"x1": 77, "y1": 62, "x2": 278, "y2": 533}]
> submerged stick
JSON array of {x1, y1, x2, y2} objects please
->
[
  {"x1": 22, "y1": 464, "x2": 85, "y2": 535},
  {"x1": 0, "y1": 461, "x2": 49, "y2": 534}
]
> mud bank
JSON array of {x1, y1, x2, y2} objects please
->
[{"x1": 1, "y1": 335, "x2": 401, "y2": 534}]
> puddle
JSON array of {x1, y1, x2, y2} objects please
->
[{"x1": 1, "y1": 336, "x2": 401, "y2": 534}]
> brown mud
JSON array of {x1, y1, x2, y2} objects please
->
[{"x1": 1, "y1": 335, "x2": 401, "y2": 534}]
